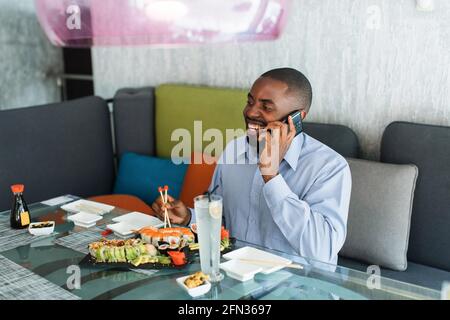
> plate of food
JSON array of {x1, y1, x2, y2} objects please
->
[
  {"x1": 80, "y1": 225, "x2": 234, "y2": 269},
  {"x1": 187, "y1": 225, "x2": 234, "y2": 253},
  {"x1": 80, "y1": 238, "x2": 193, "y2": 269}
]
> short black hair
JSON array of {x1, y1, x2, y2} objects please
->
[{"x1": 260, "y1": 68, "x2": 313, "y2": 113}]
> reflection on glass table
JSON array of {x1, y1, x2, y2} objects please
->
[{"x1": 0, "y1": 196, "x2": 441, "y2": 300}]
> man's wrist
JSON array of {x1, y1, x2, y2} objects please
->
[
  {"x1": 183, "y1": 209, "x2": 192, "y2": 226},
  {"x1": 259, "y1": 164, "x2": 279, "y2": 183},
  {"x1": 262, "y1": 174, "x2": 277, "y2": 183}
]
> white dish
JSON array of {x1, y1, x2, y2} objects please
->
[
  {"x1": 28, "y1": 221, "x2": 55, "y2": 236},
  {"x1": 61, "y1": 199, "x2": 114, "y2": 215},
  {"x1": 73, "y1": 221, "x2": 97, "y2": 229},
  {"x1": 107, "y1": 212, "x2": 164, "y2": 237},
  {"x1": 220, "y1": 259, "x2": 263, "y2": 282},
  {"x1": 67, "y1": 211, "x2": 102, "y2": 227},
  {"x1": 222, "y1": 246, "x2": 292, "y2": 274},
  {"x1": 113, "y1": 231, "x2": 135, "y2": 239},
  {"x1": 112, "y1": 212, "x2": 164, "y2": 228},
  {"x1": 107, "y1": 222, "x2": 136, "y2": 237},
  {"x1": 176, "y1": 275, "x2": 211, "y2": 297}
]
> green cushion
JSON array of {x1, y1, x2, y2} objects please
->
[{"x1": 155, "y1": 84, "x2": 247, "y2": 158}]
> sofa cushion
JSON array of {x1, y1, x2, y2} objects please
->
[
  {"x1": 0, "y1": 97, "x2": 115, "y2": 211},
  {"x1": 113, "y1": 87, "x2": 156, "y2": 157},
  {"x1": 155, "y1": 84, "x2": 247, "y2": 158},
  {"x1": 113, "y1": 152, "x2": 188, "y2": 205},
  {"x1": 303, "y1": 123, "x2": 360, "y2": 158},
  {"x1": 381, "y1": 121, "x2": 450, "y2": 271},
  {"x1": 340, "y1": 158, "x2": 418, "y2": 271},
  {"x1": 179, "y1": 153, "x2": 217, "y2": 208},
  {"x1": 338, "y1": 256, "x2": 450, "y2": 291}
]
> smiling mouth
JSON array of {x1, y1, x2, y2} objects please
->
[
  {"x1": 246, "y1": 121, "x2": 267, "y2": 138},
  {"x1": 246, "y1": 119, "x2": 266, "y2": 130},
  {"x1": 247, "y1": 123, "x2": 263, "y2": 130}
]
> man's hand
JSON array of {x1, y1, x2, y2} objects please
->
[
  {"x1": 150, "y1": 195, "x2": 191, "y2": 226},
  {"x1": 259, "y1": 116, "x2": 296, "y2": 182}
]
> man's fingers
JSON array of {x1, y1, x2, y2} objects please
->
[
  {"x1": 287, "y1": 115, "x2": 296, "y2": 139},
  {"x1": 151, "y1": 203, "x2": 164, "y2": 220},
  {"x1": 155, "y1": 195, "x2": 164, "y2": 206},
  {"x1": 265, "y1": 121, "x2": 284, "y2": 129},
  {"x1": 151, "y1": 202, "x2": 161, "y2": 213}
]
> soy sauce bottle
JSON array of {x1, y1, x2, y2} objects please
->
[{"x1": 10, "y1": 184, "x2": 31, "y2": 229}]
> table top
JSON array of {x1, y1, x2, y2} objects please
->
[{"x1": 0, "y1": 195, "x2": 441, "y2": 300}]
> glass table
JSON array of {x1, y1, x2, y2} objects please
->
[{"x1": 0, "y1": 196, "x2": 441, "y2": 300}]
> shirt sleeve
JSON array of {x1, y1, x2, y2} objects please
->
[{"x1": 262, "y1": 160, "x2": 352, "y2": 264}]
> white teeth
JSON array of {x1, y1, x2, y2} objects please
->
[{"x1": 248, "y1": 123, "x2": 260, "y2": 130}]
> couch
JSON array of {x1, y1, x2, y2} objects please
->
[{"x1": 0, "y1": 85, "x2": 448, "y2": 291}]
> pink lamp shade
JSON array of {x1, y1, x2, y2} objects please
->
[{"x1": 34, "y1": 0, "x2": 291, "y2": 47}]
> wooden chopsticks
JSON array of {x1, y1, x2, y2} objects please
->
[{"x1": 158, "y1": 185, "x2": 171, "y2": 228}]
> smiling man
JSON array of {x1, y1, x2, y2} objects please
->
[{"x1": 151, "y1": 68, "x2": 352, "y2": 265}]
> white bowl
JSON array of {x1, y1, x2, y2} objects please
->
[
  {"x1": 176, "y1": 275, "x2": 211, "y2": 298},
  {"x1": 219, "y1": 259, "x2": 263, "y2": 282},
  {"x1": 28, "y1": 221, "x2": 55, "y2": 236},
  {"x1": 67, "y1": 211, "x2": 102, "y2": 228}
]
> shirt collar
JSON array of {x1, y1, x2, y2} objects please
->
[
  {"x1": 235, "y1": 133, "x2": 305, "y2": 171},
  {"x1": 283, "y1": 133, "x2": 304, "y2": 171}
]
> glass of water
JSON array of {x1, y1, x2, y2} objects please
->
[{"x1": 194, "y1": 194, "x2": 224, "y2": 282}]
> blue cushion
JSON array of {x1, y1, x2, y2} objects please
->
[{"x1": 113, "y1": 152, "x2": 188, "y2": 205}]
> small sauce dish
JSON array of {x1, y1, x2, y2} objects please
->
[
  {"x1": 28, "y1": 221, "x2": 55, "y2": 236},
  {"x1": 176, "y1": 274, "x2": 211, "y2": 298}
]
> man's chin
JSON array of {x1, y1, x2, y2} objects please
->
[
  {"x1": 246, "y1": 130, "x2": 265, "y2": 148},
  {"x1": 247, "y1": 128, "x2": 258, "y2": 137}
]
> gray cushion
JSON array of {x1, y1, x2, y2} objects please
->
[
  {"x1": 340, "y1": 158, "x2": 418, "y2": 271},
  {"x1": 381, "y1": 121, "x2": 450, "y2": 271},
  {"x1": 303, "y1": 122, "x2": 360, "y2": 158},
  {"x1": 338, "y1": 256, "x2": 450, "y2": 291},
  {"x1": 113, "y1": 87, "x2": 156, "y2": 158},
  {"x1": 0, "y1": 97, "x2": 115, "y2": 211}
]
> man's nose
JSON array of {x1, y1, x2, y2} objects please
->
[{"x1": 245, "y1": 104, "x2": 261, "y2": 119}]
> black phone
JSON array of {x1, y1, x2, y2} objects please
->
[{"x1": 284, "y1": 110, "x2": 303, "y2": 136}]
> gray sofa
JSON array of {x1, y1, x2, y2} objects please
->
[
  {"x1": 0, "y1": 89, "x2": 449, "y2": 291},
  {"x1": 339, "y1": 122, "x2": 450, "y2": 290},
  {"x1": 0, "y1": 97, "x2": 115, "y2": 209}
]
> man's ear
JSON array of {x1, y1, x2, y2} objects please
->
[{"x1": 301, "y1": 111, "x2": 307, "y2": 120}]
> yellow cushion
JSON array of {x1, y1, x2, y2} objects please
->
[{"x1": 155, "y1": 84, "x2": 247, "y2": 158}]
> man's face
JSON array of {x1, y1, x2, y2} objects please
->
[{"x1": 243, "y1": 77, "x2": 300, "y2": 138}]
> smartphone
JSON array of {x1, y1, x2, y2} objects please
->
[{"x1": 284, "y1": 110, "x2": 303, "y2": 136}]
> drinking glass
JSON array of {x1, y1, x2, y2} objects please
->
[{"x1": 194, "y1": 194, "x2": 224, "y2": 282}]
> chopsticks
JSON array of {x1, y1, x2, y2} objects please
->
[
  {"x1": 158, "y1": 185, "x2": 171, "y2": 228},
  {"x1": 236, "y1": 258, "x2": 303, "y2": 270}
]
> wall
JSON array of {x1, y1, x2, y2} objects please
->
[
  {"x1": 92, "y1": 0, "x2": 450, "y2": 159},
  {"x1": 0, "y1": 0, "x2": 63, "y2": 110}
]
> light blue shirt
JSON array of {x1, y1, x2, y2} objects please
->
[{"x1": 191, "y1": 132, "x2": 352, "y2": 266}]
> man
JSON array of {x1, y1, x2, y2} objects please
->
[{"x1": 151, "y1": 68, "x2": 351, "y2": 265}]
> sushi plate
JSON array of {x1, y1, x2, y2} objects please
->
[{"x1": 78, "y1": 247, "x2": 195, "y2": 270}]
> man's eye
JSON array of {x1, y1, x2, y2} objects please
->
[
  {"x1": 262, "y1": 105, "x2": 272, "y2": 111},
  {"x1": 247, "y1": 100, "x2": 254, "y2": 106}
]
